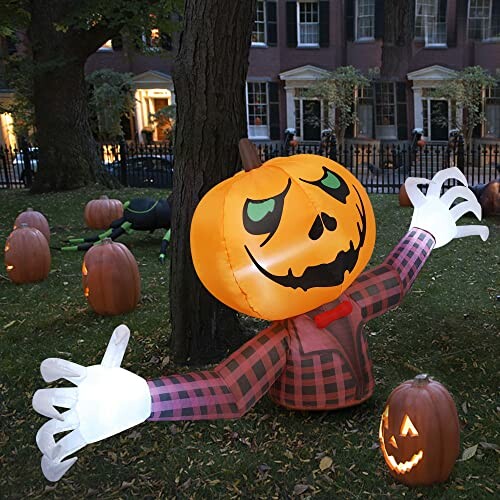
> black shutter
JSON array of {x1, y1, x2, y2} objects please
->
[
  {"x1": 396, "y1": 82, "x2": 408, "y2": 140},
  {"x1": 319, "y1": 1, "x2": 330, "y2": 47},
  {"x1": 268, "y1": 82, "x2": 281, "y2": 140},
  {"x1": 266, "y1": 1, "x2": 278, "y2": 46},
  {"x1": 286, "y1": 1, "x2": 297, "y2": 47},
  {"x1": 374, "y1": 0, "x2": 384, "y2": 39},
  {"x1": 345, "y1": 0, "x2": 355, "y2": 41},
  {"x1": 446, "y1": 0, "x2": 457, "y2": 46}
]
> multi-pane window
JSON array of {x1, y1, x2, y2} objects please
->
[
  {"x1": 357, "y1": 86, "x2": 374, "y2": 137},
  {"x1": 468, "y1": 0, "x2": 500, "y2": 40},
  {"x1": 485, "y1": 87, "x2": 500, "y2": 138},
  {"x1": 247, "y1": 82, "x2": 269, "y2": 138},
  {"x1": 356, "y1": 0, "x2": 375, "y2": 40},
  {"x1": 252, "y1": 1, "x2": 267, "y2": 44},
  {"x1": 375, "y1": 83, "x2": 395, "y2": 126},
  {"x1": 415, "y1": 0, "x2": 447, "y2": 46},
  {"x1": 297, "y1": 1, "x2": 319, "y2": 45}
]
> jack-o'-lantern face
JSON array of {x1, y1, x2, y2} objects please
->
[
  {"x1": 191, "y1": 154, "x2": 376, "y2": 320},
  {"x1": 379, "y1": 406, "x2": 424, "y2": 475}
]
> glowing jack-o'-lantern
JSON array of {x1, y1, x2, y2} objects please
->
[
  {"x1": 191, "y1": 148, "x2": 376, "y2": 320},
  {"x1": 379, "y1": 374, "x2": 460, "y2": 486}
]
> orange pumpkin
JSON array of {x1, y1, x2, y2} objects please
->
[
  {"x1": 191, "y1": 154, "x2": 376, "y2": 320},
  {"x1": 417, "y1": 140, "x2": 426, "y2": 148},
  {"x1": 82, "y1": 238, "x2": 140, "y2": 316},
  {"x1": 14, "y1": 208, "x2": 50, "y2": 242},
  {"x1": 398, "y1": 183, "x2": 412, "y2": 207},
  {"x1": 84, "y1": 195, "x2": 123, "y2": 229},
  {"x1": 4, "y1": 225, "x2": 51, "y2": 284},
  {"x1": 379, "y1": 374, "x2": 460, "y2": 486},
  {"x1": 479, "y1": 179, "x2": 499, "y2": 217}
]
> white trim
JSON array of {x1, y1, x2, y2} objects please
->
[
  {"x1": 132, "y1": 70, "x2": 174, "y2": 91},
  {"x1": 355, "y1": 0, "x2": 375, "y2": 42},
  {"x1": 279, "y1": 64, "x2": 330, "y2": 83},
  {"x1": 251, "y1": 0, "x2": 268, "y2": 46},
  {"x1": 296, "y1": 0, "x2": 320, "y2": 47},
  {"x1": 246, "y1": 82, "x2": 271, "y2": 140},
  {"x1": 407, "y1": 65, "x2": 457, "y2": 83}
]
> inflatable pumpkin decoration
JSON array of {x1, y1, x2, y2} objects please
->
[
  {"x1": 84, "y1": 195, "x2": 124, "y2": 229},
  {"x1": 4, "y1": 225, "x2": 51, "y2": 284},
  {"x1": 82, "y1": 238, "x2": 140, "y2": 316},
  {"x1": 14, "y1": 208, "x2": 50, "y2": 242},
  {"x1": 379, "y1": 374, "x2": 460, "y2": 486},
  {"x1": 191, "y1": 142, "x2": 376, "y2": 320}
]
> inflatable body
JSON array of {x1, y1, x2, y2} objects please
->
[
  {"x1": 33, "y1": 145, "x2": 489, "y2": 481},
  {"x1": 62, "y1": 198, "x2": 171, "y2": 262}
]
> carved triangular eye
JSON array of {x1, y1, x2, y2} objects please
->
[
  {"x1": 382, "y1": 406, "x2": 389, "y2": 430},
  {"x1": 389, "y1": 435, "x2": 398, "y2": 448},
  {"x1": 400, "y1": 414, "x2": 419, "y2": 437}
]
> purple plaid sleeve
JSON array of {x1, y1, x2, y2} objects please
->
[
  {"x1": 348, "y1": 228, "x2": 435, "y2": 321},
  {"x1": 147, "y1": 323, "x2": 289, "y2": 421}
]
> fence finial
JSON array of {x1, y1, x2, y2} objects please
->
[{"x1": 239, "y1": 139, "x2": 262, "y2": 172}]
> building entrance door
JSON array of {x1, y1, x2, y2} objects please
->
[
  {"x1": 430, "y1": 100, "x2": 449, "y2": 141},
  {"x1": 303, "y1": 100, "x2": 321, "y2": 141}
]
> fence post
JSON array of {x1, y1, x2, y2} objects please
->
[
  {"x1": 119, "y1": 139, "x2": 128, "y2": 186},
  {"x1": 1, "y1": 148, "x2": 10, "y2": 188},
  {"x1": 328, "y1": 134, "x2": 337, "y2": 161},
  {"x1": 457, "y1": 134, "x2": 465, "y2": 172},
  {"x1": 20, "y1": 137, "x2": 33, "y2": 188}
]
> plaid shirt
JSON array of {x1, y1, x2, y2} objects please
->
[{"x1": 148, "y1": 228, "x2": 435, "y2": 420}]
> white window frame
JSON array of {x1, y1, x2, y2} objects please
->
[
  {"x1": 252, "y1": 1, "x2": 267, "y2": 46},
  {"x1": 355, "y1": 85, "x2": 375, "y2": 138},
  {"x1": 246, "y1": 82, "x2": 270, "y2": 140},
  {"x1": 415, "y1": 0, "x2": 447, "y2": 47},
  {"x1": 484, "y1": 86, "x2": 500, "y2": 138},
  {"x1": 374, "y1": 82, "x2": 398, "y2": 140},
  {"x1": 355, "y1": 0, "x2": 375, "y2": 41},
  {"x1": 296, "y1": 1, "x2": 320, "y2": 47},
  {"x1": 421, "y1": 89, "x2": 453, "y2": 141},
  {"x1": 468, "y1": 0, "x2": 499, "y2": 41}
]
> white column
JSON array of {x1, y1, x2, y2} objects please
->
[
  {"x1": 284, "y1": 86, "x2": 295, "y2": 130},
  {"x1": 134, "y1": 90, "x2": 144, "y2": 143},
  {"x1": 169, "y1": 88, "x2": 175, "y2": 106},
  {"x1": 412, "y1": 87, "x2": 424, "y2": 132}
]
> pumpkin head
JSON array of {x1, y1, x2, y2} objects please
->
[
  {"x1": 479, "y1": 179, "x2": 499, "y2": 217},
  {"x1": 14, "y1": 208, "x2": 50, "y2": 242},
  {"x1": 191, "y1": 154, "x2": 376, "y2": 320},
  {"x1": 84, "y1": 195, "x2": 124, "y2": 229},
  {"x1": 4, "y1": 225, "x2": 51, "y2": 284},
  {"x1": 379, "y1": 374, "x2": 460, "y2": 486},
  {"x1": 82, "y1": 239, "x2": 140, "y2": 316},
  {"x1": 398, "y1": 184, "x2": 412, "y2": 207}
]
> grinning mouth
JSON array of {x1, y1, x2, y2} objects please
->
[
  {"x1": 382, "y1": 448, "x2": 424, "y2": 474},
  {"x1": 244, "y1": 186, "x2": 367, "y2": 291}
]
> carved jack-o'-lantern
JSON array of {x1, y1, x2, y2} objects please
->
[
  {"x1": 379, "y1": 374, "x2": 460, "y2": 486},
  {"x1": 191, "y1": 151, "x2": 376, "y2": 320}
]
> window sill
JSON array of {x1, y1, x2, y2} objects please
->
[
  {"x1": 480, "y1": 38, "x2": 500, "y2": 44},
  {"x1": 97, "y1": 47, "x2": 113, "y2": 52},
  {"x1": 296, "y1": 44, "x2": 320, "y2": 49},
  {"x1": 354, "y1": 37, "x2": 376, "y2": 44},
  {"x1": 423, "y1": 44, "x2": 448, "y2": 49},
  {"x1": 248, "y1": 136, "x2": 270, "y2": 140},
  {"x1": 251, "y1": 42, "x2": 268, "y2": 48}
]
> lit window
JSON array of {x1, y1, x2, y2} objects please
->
[
  {"x1": 485, "y1": 87, "x2": 500, "y2": 138},
  {"x1": 297, "y1": 1, "x2": 319, "y2": 46},
  {"x1": 468, "y1": 0, "x2": 500, "y2": 41},
  {"x1": 145, "y1": 28, "x2": 161, "y2": 49},
  {"x1": 252, "y1": 1, "x2": 267, "y2": 45},
  {"x1": 98, "y1": 40, "x2": 113, "y2": 51},
  {"x1": 356, "y1": 0, "x2": 375, "y2": 40},
  {"x1": 247, "y1": 82, "x2": 269, "y2": 138},
  {"x1": 415, "y1": 0, "x2": 447, "y2": 46}
]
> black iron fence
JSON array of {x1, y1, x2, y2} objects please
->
[{"x1": 2, "y1": 141, "x2": 499, "y2": 193}]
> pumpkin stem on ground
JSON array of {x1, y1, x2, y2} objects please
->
[{"x1": 239, "y1": 139, "x2": 262, "y2": 172}]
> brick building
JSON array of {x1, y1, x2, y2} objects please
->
[{"x1": 2, "y1": 0, "x2": 500, "y2": 147}]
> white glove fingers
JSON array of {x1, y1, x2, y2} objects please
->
[
  {"x1": 441, "y1": 185, "x2": 478, "y2": 209},
  {"x1": 41, "y1": 455, "x2": 77, "y2": 482},
  {"x1": 36, "y1": 409, "x2": 79, "y2": 456},
  {"x1": 33, "y1": 388, "x2": 78, "y2": 420},
  {"x1": 101, "y1": 324, "x2": 130, "y2": 368},
  {"x1": 41, "y1": 358, "x2": 87, "y2": 385},
  {"x1": 405, "y1": 177, "x2": 430, "y2": 208},
  {"x1": 450, "y1": 198, "x2": 482, "y2": 222},
  {"x1": 50, "y1": 429, "x2": 87, "y2": 463},
  {"x1": 426, "y1": 167, "x2": 468, "y2": 197},
  {"x1": 456, "y1": 225, "x2": 490, "y2": 241}
]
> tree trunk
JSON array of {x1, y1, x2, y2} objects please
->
[
  {"x1": 170, "y1": 0, "x2": 256, "y2": 364},
  {"x1": 29, "y1": 0, "x2": 102, "y2": 192},
  {"x1": 380, "y1": 0, "x2": 414, "y2": 78}
]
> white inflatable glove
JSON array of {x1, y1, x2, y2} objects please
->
[
  {"x1": 405, "y1": 167, "x2": 489, "y2": 248},
  {"x1": 32, "y1": 325, "x2": 151, "y2": 482}
]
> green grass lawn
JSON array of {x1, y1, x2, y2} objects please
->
[{"x1": 0, "y1": 186, "x2": 498, "y2": 499}]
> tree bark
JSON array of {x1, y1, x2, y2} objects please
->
[
  {"x1": 380, "y1": 0, "x2": 414, "y2": 78},
  {"x1": 29, "y1": 0, "x2": 108, "y2": 192},
  {"x1": 170, "y1": 0, "x2": 256, "y2": 364}
]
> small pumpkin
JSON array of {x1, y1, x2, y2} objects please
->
[
  {"x1": 191, "y1": 152, "x2": 376, "y2": 320},
  {"x1": 82, "y1": 238, "x2": 140, "y2": 316},
  {"x1": 417, "y1": 139, "x2": 426, "y2": 148},
  {"x1": 379, "y1": 374, "x2": 460, "y2": 486},
  {"x1": 14, "y1": 208, "x2": 50, "y2": 242},
  {"x1": 4, "y1": 225, "x2": 51, "y2": 284},
  {"x1": 84, "y1": 195, "x2": 123, "y2": 229},
  {"x1": 398, "y1": 183, "x2": 412, "y2": 207},
  {"x1": 479, "y1": 179, "x2": 499, "y2": 217}
]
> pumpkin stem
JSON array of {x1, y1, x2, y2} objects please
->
[
  {"x1": 414, "y1": 373, "x2": 431, "y2": 386},
  {"x1": 99, "y1": 195, "x2": 109, "y2": 200},
  {"x1": 239, "y1": 139, "x2": 262, "y2": 172},
  {"x1": 27, "y1": 207, "x2": 33, "y2": 211},
  {"x1": 100, "y1": 238, "x2": 114, "y2": 245}
]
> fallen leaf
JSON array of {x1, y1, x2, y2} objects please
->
[
  {"x1": 293, "y1": 484, "x2": 309, "y2": 496},
  {"x1": 479, "y1": 442, "x2": 499, "y2": 450},
  {"x1": 461, "y1": 444, "x2": 478, "y2": 461},
  {"x1": 319, "y1": 456, "x2": 333, "y2": 471},
  {"x1": 3, "y1": 320, "x2": 16, "y2": 329}
]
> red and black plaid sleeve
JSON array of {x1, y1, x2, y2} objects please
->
[
  {"x1": 348, "y1": 228, "x2": 435, "y2": 321},
  {"x1": 147, "y1": 323, "x2": 289, "y2": 421}
]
